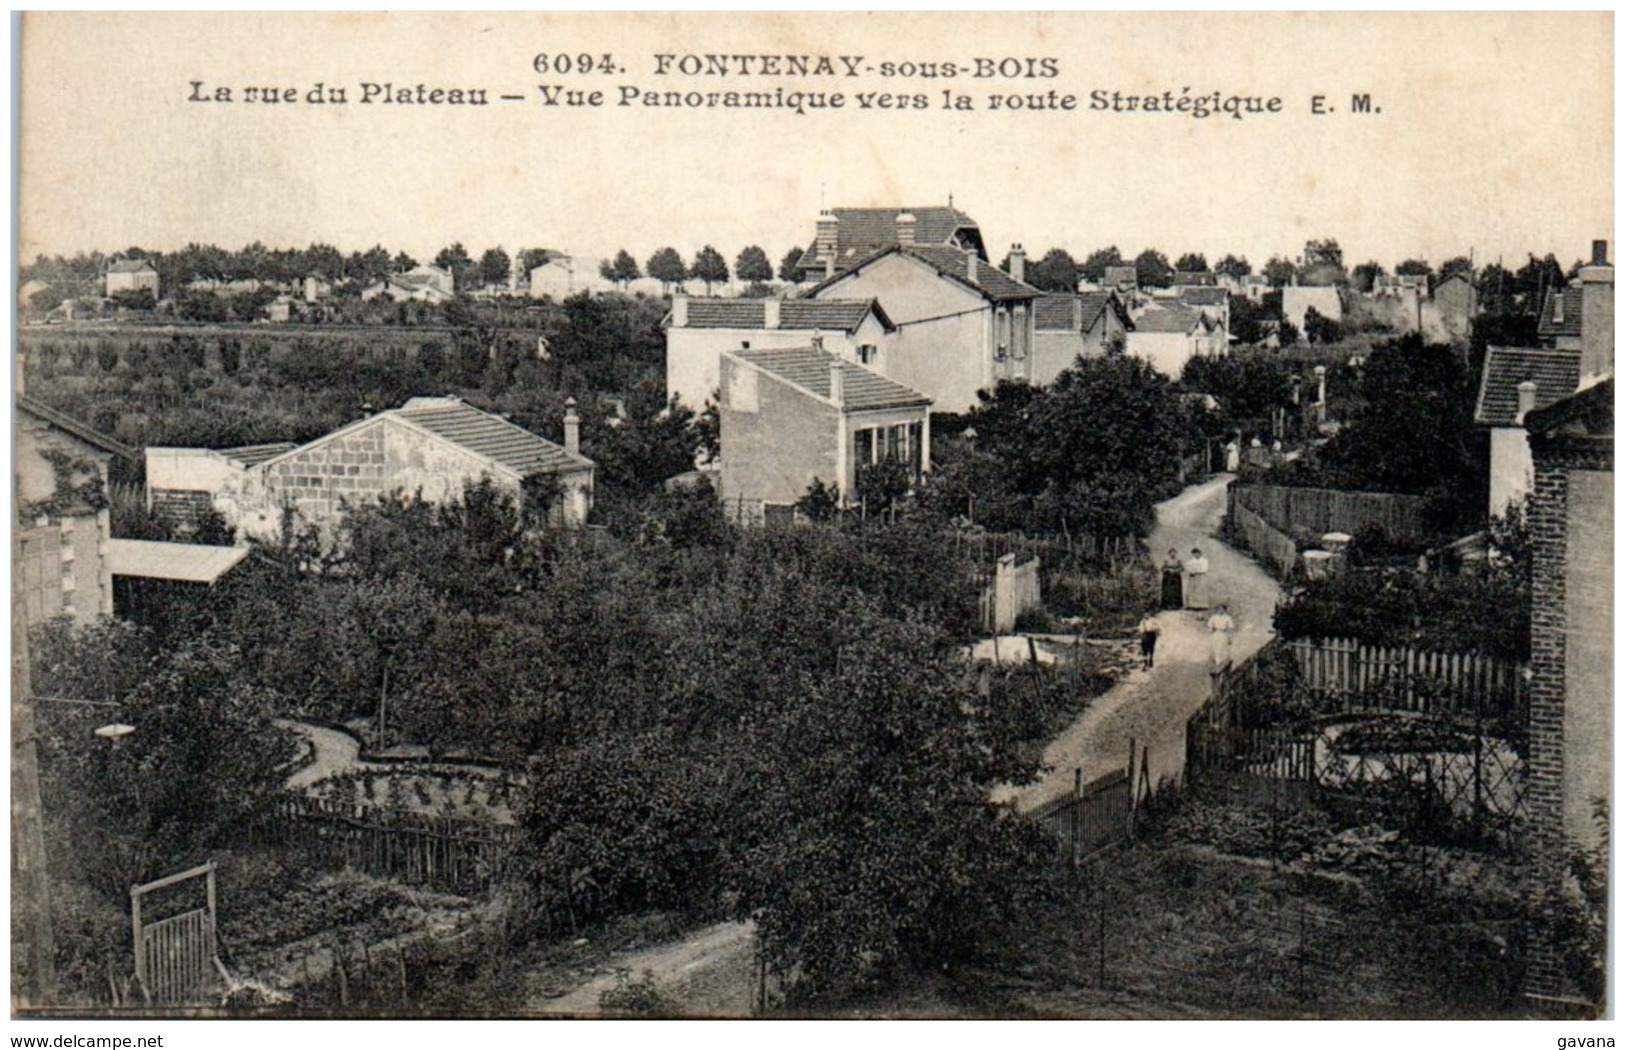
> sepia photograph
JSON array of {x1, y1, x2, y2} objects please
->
[{"x1": 10, "y1": 10, "x2": 1614, "y2": 1029}]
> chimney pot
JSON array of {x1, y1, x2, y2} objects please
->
[
  {"x1": 1593, "y1": 240, "x2": 1609, "y2": 266},
  {"x1": 764, "y1": 298, "x2": 780, "y2": 329},
  {"x1": 1009, "y1": 243, "x2": 1026, "y2": 284},
  {"x1": 829, "y1": 359, "x2": 844, "y2": 406},
  {"x1": 1516, "y1": 380, "x2": 1538, "y2": 422},
  {"x1": 564, "y1": 397, "x2": 581, "y2": 455},
  {"x1": 672, "y1": 292, "x2": 688, "y2": 327},
  {"x1": 895, "y1": 212, "x2": 917, "y2": 249}
]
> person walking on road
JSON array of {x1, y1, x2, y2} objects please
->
[
  {"x1": 1159, "y1": 548, "x2": 1184, "y2": 609},
  {"x1": 1184, "y1": 547, "x2": 1210, "y2": 610},
  {"x1": 1138, "y1": 610, "x2": 1163, "y2": 671},
  {"x1": 1206, "y1": 603, "x2": 1236, "y2": 698}
]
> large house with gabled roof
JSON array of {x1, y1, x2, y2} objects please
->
[
  {"x1": 801, "y1": 241, "x2": 1042, "y2": 413},
  {"x1": 146, "y1": 396, "x2": 594, "y2": 540},
  {"x1": 663, "y1": 295, "x2": 897, "y2": 412},
  {"x1": 717, "y1": 346, "x2": 931, "y2": 523}
]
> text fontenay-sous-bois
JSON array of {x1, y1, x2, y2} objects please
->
[{"x1": 185, "y1": 52, "x2": 1381, "y2": 120}]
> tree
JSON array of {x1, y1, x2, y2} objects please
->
[
  {"x1": 1133, "y1": 249, "x2": 1173, "y2": 289},
  {"x1": 478, "y1": 247, "x2": 512, "y2": 290},
  {"x1": 1173, "y1": 253, "x2": 1210, "y2": 273},
  {"x1": 1026, "y1": 248, "x2": 1080, "y2": 293},
  {"x1": 1352, "y1": 260, "x2": 1385, "y2": 293},
  {"x1": 1395, "y1": 258, "x2": 1434, "y2": 282},
  {"x1": 1437, "y1": 255, "x2": 1473, "y2": 283},
  {"x1": 599, "y1": 249, "x2": 641, "y2": 289},
  {"x1": 1261, "y1": 256, "x2": 1295, "y2": 288},
  {"x1": 1303, "y1": 239, "x2": 1343, "y2": 269},
  {"x1": 434, "y1": 243, "x2": 476, "y2": 290},
  {"x1": 690, "y1": 246, "x2": 730, "y2": 294},
  {"x1": 519, "y1": 248, "x2": 554, "y2": 273},
  {"x1": 1302, "y1": 305, "x2": 1342, "y2": 345},
  {"x1": 926, "y1": 355, "x2": 1190, "y2": 538},
  {"x1": 734, "y1": 245, "x2": 773, "y2": 285},
  {"x1": 1276, "y1": 319, "x2": 1300, "y2": 347},
  {"x1": 1215, "y1": 254, "x2": 1252, "y2": 279},
  {"x1": 1079, "y1": 246, "x2": 1124, "y2": 284},
  {"x1": 392, "y1": 251, "x2": 418, "y2": 271},
  {"x1": 778, "y1": 246, "x2": 805, "y2": 283},
  {"x1": 647, "y1": 247, "x2": 688, "y2": 292},
  {"x1": 796, "y1": 478, "x2": 842, "y2": 521}
]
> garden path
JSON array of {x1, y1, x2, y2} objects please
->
[{"x1": 996, "y1": 473, "x2": 1282, "y2": 812}]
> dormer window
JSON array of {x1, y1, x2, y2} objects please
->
[{"x1": 857, "y1": 344, "x2": 878, "y2": 366}]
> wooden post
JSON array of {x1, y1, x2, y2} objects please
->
[{"x1": 130, "y1": 885, "x2": 145, "y2": 998}]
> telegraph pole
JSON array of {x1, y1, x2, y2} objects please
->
[{"x1": 12, "y1": 525, "x2": 57, "y2": 1007}]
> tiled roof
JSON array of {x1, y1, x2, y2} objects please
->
[
  {"x1": 803, "y1": 245, "x2": 1039, "y2": 303},
  {"x1": 1131, "y1": 304, "x2": 1201, "y2": 333},
  {"x1": 107, "y1": 259, "x2": 156, "y2": 274},
  {"x1": 18, "y1": 395, "x2": 137, "y2": 459},
  {"x1": 1524, "y1": 374, "x2": 1613, "y2": 437},
  {"x1": 219, "y1": 442, "x2": 299, "y2": 468},
  {"x1": 1035, "y1": 292, "x2": 1114, "y2": 331},
  {"x1": 1473, "y1": 347, "x2": 1581, "y2": 426},
  {"x1": 1172, "y1": 271, "x2": 1216, "y2": 286},
  {"x1": 731, "y1": 347, "x2": 930, "y2": 411},
  {"x1": 676, "y1": 297, "x2": 892, "y2": 332},
  {"x1": 1104, "y1": 266, "x2": 1138, "y2": 286},
  {"x1": 393, "y1": 397, "x2": 594, "y2": 475},
  {"x1": 1537, "y1": 286, "x2": 1584, "y2": 339},
  {"x1": 905, "y1": 245, "x2": 1039, "y2": 301},
  {"x1": 1177, "y1": 286, "x2": 1229, "y2": 306},
  {"x1": 797, "y1": 206, "x2": 980, "y2": 275}
]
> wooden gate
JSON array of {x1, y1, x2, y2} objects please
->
[{"x1": 132, "y1": 862, "x2": 223, "y2": 1004}]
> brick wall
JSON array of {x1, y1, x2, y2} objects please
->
[{"x1": 1524, "y1": 434, "x2": 1612, "y2": 1001}]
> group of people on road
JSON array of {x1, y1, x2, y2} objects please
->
[{"x1": 1138, "y1": 547, "x2": 1235, "y2": 692}]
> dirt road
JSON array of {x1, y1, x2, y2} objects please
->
[
  {"x1": 998, "y1": 474, "x2": 1281, "y2": 812},
  {"x1": 533, "y1": 921, "x2": 758, "y2": 1017}
]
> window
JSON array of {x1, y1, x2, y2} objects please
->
[
  {"x1": 853, "y1": 422, "x2": 925, "y2": 482},
  {"x1": 857, "y1": 344, "x2": 878, "y2": 366}
]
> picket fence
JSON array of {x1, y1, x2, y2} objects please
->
[
  {"x1": 258, "y1": 797, "x2": 518, "y2": 896},
  {"x1": 1288, "y1": 638, "x2": 1529, "y2": 723}
]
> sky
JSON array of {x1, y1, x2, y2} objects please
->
[{"x1": 16, "y1": 12, "x2": 1614, "y2": 273}]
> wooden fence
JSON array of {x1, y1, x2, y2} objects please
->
[
  {"x1": 258, "y1": 797, "x2": 519, "y2": 896},
  {"x1": 1288, "y1": 638, "x2": 1529, "y2": 724},
  {"x1": 1030, "y1": 769, "x2": 1134, "y2": 863},
  {"x1": 1186, "y1": 654, "x2": 1528, "y2": 843},
  {"x1": 1229, "y1": 501, "x2": 1303, "y2": 580},
  {"x1": 131, "y1": 862, "x2": 221, "y2": 1005},
  {"x1": 1232, "y1": 484, "x2": 1430, "y2": 543}
]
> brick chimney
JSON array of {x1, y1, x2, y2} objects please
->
[
  {"x1": 672, "y1": 292, "x2": 688, "y2": 327},
  {"x1": 1072, "y1": 295, "x2": 1083, "y2": 330},
  {"x1": 829, "y1": 359, "x2": 844, "y2": 407},
  {"x1": 764, "y1": 297, "x2": 780, "y2": 329},
  {"x1": 896, "y1": 212, "x2": 917, "y2": 249},
  {"x1": 967, "y1": 251, "x2": 979, "y2": 284},
  {"x1": 1515, "y1": 380, "x2": 1538, "y2": 424},
  {"x1": 1009, "y1": 243, "x2": 1025, "y2": 284},
  {"x1": 816, "y1": 210, "x2": 840, "y2": 274},
  {"x1": 563, "y1": 397, "x2": 580, "y2": 455},
  {"x1": 1578, "y1": 239, "x2": 1613, "y2": 380}
]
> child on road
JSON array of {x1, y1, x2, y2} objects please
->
[{"x1": 1138, "y1": 610, "x2": 1163, "y2": 671}]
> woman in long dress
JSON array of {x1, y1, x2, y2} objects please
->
[
  {"x1": 1184, "y1": 547, "x2": 1210, "y2": 610},
  {"x1": 1159, "y1": 549, "x2": 1184, "y2": 609}
]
